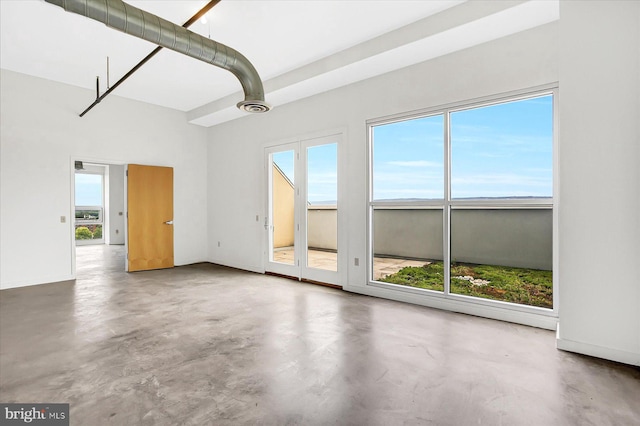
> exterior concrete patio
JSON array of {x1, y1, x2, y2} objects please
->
[{"x1": 273, "y1": 247, "x2": 425, "y2": 280}]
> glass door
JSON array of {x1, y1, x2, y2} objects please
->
[
  {"x1": 300, "y1": 136, "x2": 339, "y2": 284},
  {"x1": 265, "y1": 134, "x2": 340, "y2": 285},
  {"x1": 266, "y1": 143, "x2": 299, "y2": 278}
]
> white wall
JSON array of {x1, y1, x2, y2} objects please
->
[
  {"x1": 557, "y1": 1, "x2": 640, "y2": 365},
  {"x1": 207, "y1": 23, "x2": 559, "y2": 328},
  {"x1": 107, "y1": 164, "x2": 125, "y2": 245},
  {"x1": 0, "y1": 70, "x2": 209, "y2": 289}
]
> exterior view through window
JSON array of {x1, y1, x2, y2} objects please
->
[
  {"x1": 267, "y1": 135, "x2": 340, "y2": 285},
  {"x1": 271, "y1": 150, "x2": 296, "y2": 265},
  {"x1": 75, "y1": 172, "x2": 104, "y2": 243},
  {"x1": 370, "y1": 93, "x2": 554, "y2": 309}
]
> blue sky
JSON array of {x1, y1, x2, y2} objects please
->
[
  {"x1": 449, "y1": 95, "x2": 553, "y2": 198},
  {"x1": 273, "y1": 143, "x2": 338, "y2": 204},
  {"x1": 374, "y1": 95, "x2": 553, "y2": 200},
  {"x1": 273, "y1": 95, "x2": 552, "y2": 203},
  {"x1": 75, "y1": 174, "x2": 103, "y2": 206},
  {"x1": 273, "y1": 150, "x2": 295, "y2": 185},
  {"x1": 373, "y1": 114, "x2": 444, "y2": 200}
]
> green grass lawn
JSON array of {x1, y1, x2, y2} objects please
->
[{"x1": 379, "y1": 261, "x2": 553, "y2": 309}]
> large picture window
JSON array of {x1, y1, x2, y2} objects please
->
[{"x1": 369, "y1": 91, "x2": 554, "y2": 310}]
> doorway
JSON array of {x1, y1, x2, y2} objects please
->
[
  {"x1": 73, "y1": 161, "x2": 127, "y2": 277},
  {"x1": 265, "y1": 134, "x2": 341, "y2": 286}
]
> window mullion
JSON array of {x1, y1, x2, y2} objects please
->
[{"x1": 443, "y1": 110, "x2": 451, "y2": 296}]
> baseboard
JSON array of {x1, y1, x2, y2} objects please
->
[
  {"x1": 556, "y1": 336, "x2": 640, "y2": 366},
  {"x1": 175, "y1": 258, "x2": 210, "y2": 267},
  {"x1": 343, "y1": 283, "x2": 558, "y2": 330},
  {"x1": 208, "y1": 259, "x2": 264, "y2": 274},
  {"x1": 0, "y1": 274, "x2": 75, "y2": 291}
]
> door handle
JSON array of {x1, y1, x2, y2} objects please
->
[{"x1": 164, "y1": 220, "x2": 174, "y2": 225}]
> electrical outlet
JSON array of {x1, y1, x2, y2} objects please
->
[{"x1": 354, "y1": 258, "x2": 359, "y2": 266}]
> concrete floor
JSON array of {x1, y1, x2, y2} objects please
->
[{"x1": 1, "y1": 246, "x2": 639, "y2": 425}]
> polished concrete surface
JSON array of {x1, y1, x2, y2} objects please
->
[{"x1": 1, "y1": 245, "x2": 639, "y2": 425}]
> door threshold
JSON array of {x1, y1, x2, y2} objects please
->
[
  {"x1": 301, "y1": 278, "x2": 342, "y2": 290},
  {"x1": 265, "y1": 271, "x2": 298, "y2": 281},
  {"x1": 265, "y1": 272, "x2": 342, "y2": 290}
]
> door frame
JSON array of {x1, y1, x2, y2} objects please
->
[
  {"x1": 263, "y1": 131, "x2": 346, "y2": 287},
  {"x1": 69, "y1": 156, "x2": 126, "y2": 277},
  {"x1": 265, "y1": 143, "x2": 299, "y2": 279}
]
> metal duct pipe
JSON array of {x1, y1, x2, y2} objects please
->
[{"x1": 45, "y1": 0, "x2": 270, "y2": 113}]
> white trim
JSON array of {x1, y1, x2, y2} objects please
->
[
  {"x1": 124, "y1": 165, "x2": 129, "y2": 272},
  {"x1": 1, "y1": 275, "x2": 75, "y2": 291},
  {"x1": 264, "y1": 143, "x2": 300, "y2": 279},
  {"x1": 261, "y1": 126, "x2": 346, "y2": 150},
  {"x1": 370, "y1": 279, "x2": 556, "y2": 316},
  {"x1": 371, "y1": 200, "x2": 444, "y2": 208},
  {"x1": 556, "y1": 336, "x2": 640, "y2": 366},
  {"x1": 209, "y1": 260, "x2": 265, "y2": 275},
  {"x1": 300, "y1": 135, "x2": 341, "y2": 285},
  {"x1": 551, "y1": 89, "x2": 560, "y2": 317},
  {"x1": 344, "y1": 282, "x2": 558, "y2": 330},
  {"x1": 75, "y1": 205, "x2": 103, "y2": 224},
  {"x1": 444, "y1": 111, "x2": 452, "y2": 295},
  {"x1": 450, "y1": 203, "x2": 552, "y2": 209},
  {"x1": 366, "y1": 83, "x2": 558, "y2": 127},
  {"x1": 70, "y1": 158, "x2": 77, "y2": 276}
]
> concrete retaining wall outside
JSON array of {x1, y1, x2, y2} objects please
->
[{"x1": 308, "y1": 208, "x2": 552, "y2": 270}]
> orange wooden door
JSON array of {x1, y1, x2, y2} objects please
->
[{"x1": 127, "y1": 164, "x2": 174, "y2": 272}]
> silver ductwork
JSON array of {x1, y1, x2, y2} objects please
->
[{"x1": 45, "y1": 0, "x2": 270, "y2": 113}]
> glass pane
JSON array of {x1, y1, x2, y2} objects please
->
[
  {"x1": 271, "y1": 151, "x2": 295, "y2": 265},
  {"x1": 373, "y1": 208, "x2": 443, "y2": 292},
  {"x1": 75, "y1": 224, "x2": 103, "y2": 240},
  {"x1": 306, "y1": 143, "x2": 337, "y2": 271},
  {"x1": 372, "y1": 115, "x2": 444, "y2": 201},
  {"x1": 450, "y1": 209, "x2": 553, "y2": 308},
  {"x1": 450, "y1": 95, "x2": 553, "y2": 199},
  {"x1": 75, "y1": 173, "x2": 103, "y2": 205},
  {"x1": 75, "y1": 208, "x2": 101, "y2": 222}
]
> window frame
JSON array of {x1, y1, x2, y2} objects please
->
[
  {"x1": 75, "y1": 206, "x2": 104, "y2": 225},
  {"x1": 367, "y1": 85, "x2": 558, "y2": 317}
]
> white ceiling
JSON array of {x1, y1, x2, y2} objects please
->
[{"x1": 0, "y1": 0, "x2": 558, "y2": 127}]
